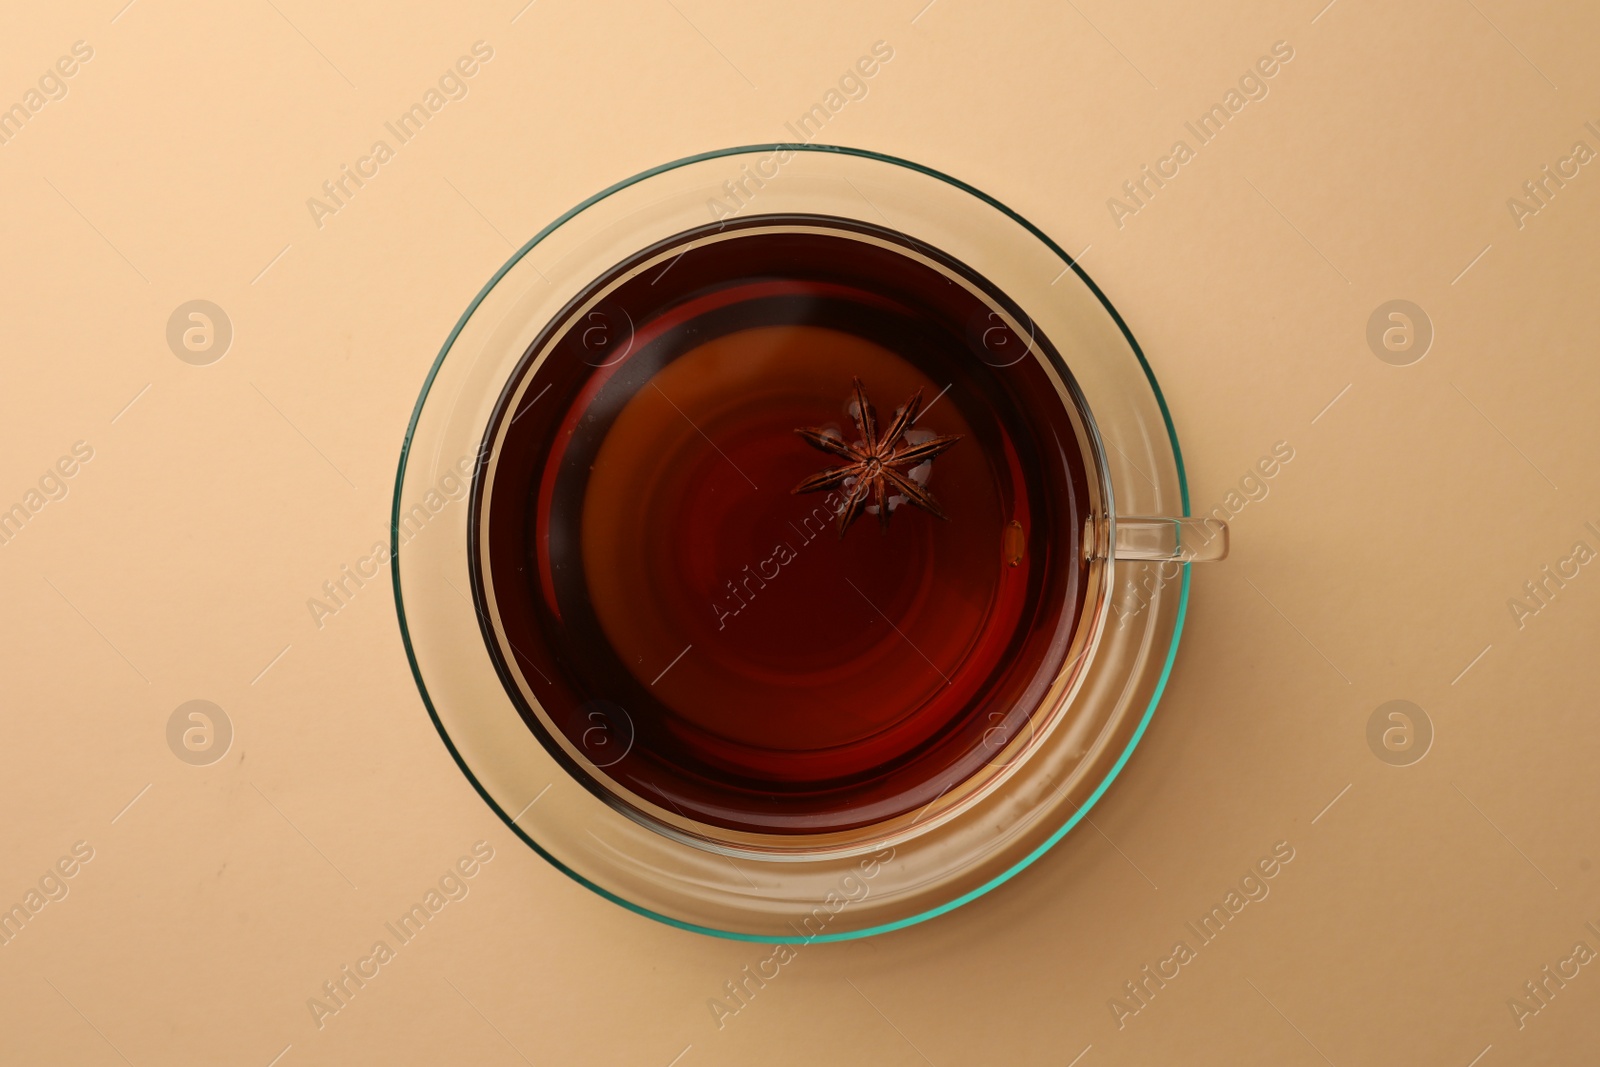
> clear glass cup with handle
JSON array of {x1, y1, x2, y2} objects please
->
[{"x1": 393, "y1": 145, "x2": 1228, "y2": 941}]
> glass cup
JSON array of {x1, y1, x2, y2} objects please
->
[{"x1": 393, "y1": 145, "x2": 1227, "y2": 941}]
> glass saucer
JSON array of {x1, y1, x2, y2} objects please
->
[{"x1": 392, "y1": 145, "x2": 1190, "y2": 941}]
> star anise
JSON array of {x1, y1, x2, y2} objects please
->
[{"x1": 792, "y1": 378, "x2": 962, "y2": 537}]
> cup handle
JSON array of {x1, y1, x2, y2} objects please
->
[{"x1": 1109, "y1": 516, "x2": 1229, "y2": 563}]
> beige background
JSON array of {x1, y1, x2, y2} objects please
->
[{"x1": 3, "y1": 1, "x2": 1597, "y2": 1064}]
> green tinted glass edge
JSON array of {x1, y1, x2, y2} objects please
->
[{"x1": 390, "y1": 143, "x2": 1192, "y2": 943}]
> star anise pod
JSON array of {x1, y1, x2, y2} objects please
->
[{"x1": 792, "y1": 378, "x2": 962, "y2": 537}]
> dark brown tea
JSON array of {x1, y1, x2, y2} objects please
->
[{"x1": 470, "y1": 217, "x2": 1093, "y2": 836}]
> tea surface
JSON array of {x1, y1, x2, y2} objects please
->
[{"x1": 473, "y1": 218, "x2": 1091, "y2": 834}]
